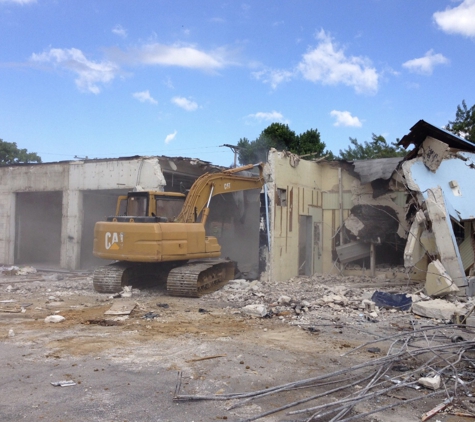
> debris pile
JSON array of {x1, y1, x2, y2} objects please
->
[
  {"x1": 206, "y1": 273, "x2": 475, "y2": 330},
  {"x1": 174, "y1": 325, "x2": 475, "y2": 421},
  {"x1": 334, "y1": 121, "x2": 475, "y2": 301}
]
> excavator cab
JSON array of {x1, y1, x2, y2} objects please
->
[{"x1": 110, "y1": 191, "x2": 186, "y2": 223}]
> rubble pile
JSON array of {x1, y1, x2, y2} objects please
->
[{"x1": 205, "y1": 273, "x2": 474, "y2": 329}]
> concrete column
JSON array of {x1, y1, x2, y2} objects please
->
[
  {"x1": 370, "y1": 242, "x2": 376, "y2": 277},
  {"x1": 60, "y1": 190, "x2": 83, "y2": 270},
  {"x1": 0, "y1": 193, "x2": 16, "y2": 265}
]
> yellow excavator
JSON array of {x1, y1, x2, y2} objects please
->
[{"x1": 92, "y1": 163, "x2": 265, "y2": 297}]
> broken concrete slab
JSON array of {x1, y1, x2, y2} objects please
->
[
  {"x1": 404, "y1": 210, "x2": 426, "y2": 267},
  {"x1": 44, "y1": 315, "x2": 65, "y2": 323},
  {"x1": 336, "y1": 241, "x2": 371, "y2": 264},
  {"x1": 425, "y1": 260, "x2": 459, "y2": 297},
  {"x1": 104, "y1": 300, "x2": 136, "y2": 316},
  {"x1": 425, "y1": 187, "x2": 467, "y2": 294},
  {"x1": 421, "y1": 137, "x2": 449, "y2": 172},
  {"x1": 418, "y1": 374, "x2": 441, "y2": 390},
  {"x1": 242, "y1": 304, "x2": 268, "y2": 317},
  {"x1": 412, "y1": 299, "x2": 466, "y2": 321}
]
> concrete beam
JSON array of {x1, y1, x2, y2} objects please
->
[{"x1": 425, "y1": 187, "x2": 467, "y2": 294}]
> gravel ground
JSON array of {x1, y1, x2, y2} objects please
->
[{"x1": 1, "y1": 267, "x2": 474, "y2": 421}]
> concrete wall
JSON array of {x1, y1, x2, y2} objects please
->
[{"x1": 0, "y1": 158, "x2": 168, "y2": 270}]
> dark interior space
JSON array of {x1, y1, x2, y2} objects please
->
[
  {"x1": 162, "y1": 172, "x2": 198, "y2": 193},
  {"x1": 80, "y1": 189, "x2": 128, "y2": 269},
  {"x1": 206, "y1": 189, "x2": 261, "y2": 279},
  {"x1": 15, "y1": 191, "x2": 62, "y2": 267}
]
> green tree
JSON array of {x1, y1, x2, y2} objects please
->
[
  {"x1": 338, "y1": 134, "x2": 405, "y2": 160},
  {"x1": 0, "y1": 139, "x2": 42, "y2": 165},
  {"x1": 238, "y1": 123, "x2": 332, "y2": 164},
  {"x1": 446, "y1": 100, "x2": 475, "y2": 142},
  {"x1": 298, "y1": 129, "x2": 326, "y2": 157},
  {"x1": 261, "y1": 123, "x2": 297, "y2": 151}
]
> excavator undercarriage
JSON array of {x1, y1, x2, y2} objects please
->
[{"x1": 92, "y1": 259, "x2": 236, "y2": 297}]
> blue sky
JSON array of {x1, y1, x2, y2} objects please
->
[{"x1": 1, "y1": 0, "x2": 475, "y2": 166}]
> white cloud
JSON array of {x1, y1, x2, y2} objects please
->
[
  {"x1": 164, "y1": 131, "x2": 177, "y2": 144},
  {"x1": 0, "y1": 0, "x2": 36, "y2": 4},
  {"x1": 118, "y1": 42, "x2": 233, "y2": 70},
  {"x1": 31, "y1": 48, "x2": 118, "y2": 94},
  {"x1": 246, "y1": 111, "x2": 288, "y2": 123},
  {"x1": 132, "y1": 90, "x2": 157, "y2": 104},
  {"x1": 402, "y1": 50, "x2": 449, "y2": 75},
  {"x1": 112, "y1": 24, "x2": 127, "y2": 38},
  {"x1": 297, "y1": 30, "x2": 379, "y2": 94},
  {"x1": 252, "y1": 69, "x2": 294, "y2": 89},
  {"x1": 434, "y1": 0, "x2": 475, "y2": 38},
  {"x1": 171, "y1": 96, "x2": 198, "y2": 111},
  {"x1": 330, "y1": 110, "x2": 362, "y2": 127}
]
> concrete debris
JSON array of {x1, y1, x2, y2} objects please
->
[
  {"x1": 51, "y1": 380, "x2": 76, "y2": 387},
  {"x1": 121, "y1": 286, "x2": 133, "y2": 298},
  {"x1": 418, "y1": 373, "x2": 441, "y2": 390},
  {"x1": 362, "y1": 299, "x2": 375, "y2": 312},
  {"x1": 0, "y1": 265, "x2": 37, "y2": 275},
  {"x1": 222, "y1": 279, "x2": 260, "y2": 291},
  {"x1": 277, "y1": 295, "x2": 292, "y2": 305},
  {"x1": 420, "y1": 136, "x2": 449, "y2": 172},
  {"x1": 425, "y1": 260, "x2": 459, "y2": 297},
  {"x1": 110, "y1": 285, "x2": 133, "y2": 299},
  {"x1": 104, "y1": 300, "x2": 136, "y2": 316},
  {"x1": 241, "y1": 304, "x2": 268, "y2": 318},
  {"x1": 412, "y1": 299, "x2": 466, "y2": 321},
  {"x1": 44, "y1": 315, "x2": 66, "y2": 323}
]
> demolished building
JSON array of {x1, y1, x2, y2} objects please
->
[
  {"x1": 1, "y1": 119, "x2": 475, "y2": 296},
  {"x1": 266, "y1": 120, "x2": 475, "y2": 296}
]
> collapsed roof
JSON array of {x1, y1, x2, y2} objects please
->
[{"x1": 338, "y1": 120, "x2": 475, "y2": 297}]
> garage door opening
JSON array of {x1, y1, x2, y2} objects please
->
[{"x1": 15, "y1": 191, "x2": 62, "y2": 267}]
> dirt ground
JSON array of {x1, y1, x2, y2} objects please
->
[{"x1": 1, "y1": 269, "x2": 474, "y2": 422}]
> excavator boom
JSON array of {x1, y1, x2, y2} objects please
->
[{"x1": 176, "y1": 163, "x2": 264, "y2": 223}]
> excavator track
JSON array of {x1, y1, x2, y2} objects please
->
[
  {"x1": 93, "y1": 260, "x2": 234, "y2": 297},
  {"x1": 167, "y1": 259, "x2": 236, "y2": 297},
  {"x1": 92, "y1": 262, "x2": 130, "y2": 293}
]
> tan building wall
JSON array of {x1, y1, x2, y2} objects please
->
[{"x1": 267, "y1": 150, "x2": 354, "y2": 281}]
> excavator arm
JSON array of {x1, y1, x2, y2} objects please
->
[{"x1": 175, "y1": 162, "x2": 265, "y2": 224}]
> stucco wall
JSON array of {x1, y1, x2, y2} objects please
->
[{"x1": 268, "y1": 150, "x2": 355, "y2": 281}]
